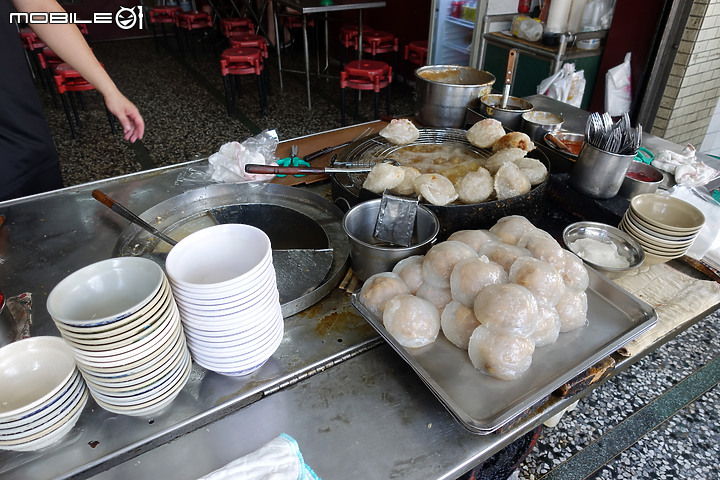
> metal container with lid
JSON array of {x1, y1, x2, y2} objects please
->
[{"x1": 414, "y1": 65, "x2": 495, "y2": 128}]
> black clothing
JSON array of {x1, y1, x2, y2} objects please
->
[{"x1": 1, "y1": 1, "x2": 63, "y2": 202}]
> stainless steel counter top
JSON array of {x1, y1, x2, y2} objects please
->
[{"x1": 1, "y1": 116, "x2": 718, "y2": 479}]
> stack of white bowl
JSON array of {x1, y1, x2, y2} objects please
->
[
  {"x1": 619, "y1": 193, "x2": 706, "y2": 265},
  {"x1": 47, "y1": 257, "x2": 191, "y2": 417},
  {"x1": 0, "y1": 337, "x2": 88, "y2": 452},
  {"x1": 165, "y1": 224, "x2": 284, "y2": 377}
]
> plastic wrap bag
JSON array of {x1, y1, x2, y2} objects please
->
[
  {"x1": 207, "y1": 130, "x2": 279, "y2": 183},
  {"x1": 537, "y1": 63, "x2": 586, "y2": 108},
  {"x1": 652, "y1": 144, "x2": 720, "y2": 187},
  {"x1": 605, "y1": 52, "x2": 632, "y2": 116}
]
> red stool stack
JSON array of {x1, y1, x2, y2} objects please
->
[
  {"x1": 220, "y1": 47, "x2": 267, "y2": 116},
  {"x1": 220, "y1": 17, "x2": 255, "y2": 38},
  {"x1": 358, "y1": 31, "x2": 398, "y2": 82},
  {"x1": 175, "y1": 11, "x2": 213, "y2": 53},
  {"x1": 149, "y1": 6, "x2": 182, "y2": 48},
  {"x1": 340, "y1": 59, "x2": 392, "y2": 126},
  {"x1": 404, "y1": 40, "x2": 428, "y2": 85},
  {"x1": 53, "y1": 63, "x2": 117, "y2": 139},
  {"x1": 36, "y1": 47, "x2": 63, "y2": 108},
  {"x1": 228, "y1": 33, "x2": 271, "y2": 94},
  {"x1": 339, "y1": 24, "x2": 374, "y2": 67}
]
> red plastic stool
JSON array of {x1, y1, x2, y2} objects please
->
[
  {"x1": 149, "y1": 6, "x2": 181, "y2": 48},
  {"x1": 220, "y1": 17, "x2": 255, "y2": 38},
  {"x1": 339, "y1": 24, "x2": 374, "y2": 66},
  {"x1": 340, "y1": 60, "x2": 392, "y2": 126},
  {"x1": 220, "y1": 47, "x2": 266, "y2": 116},
  {"x1": 53, "y1": 63, "x2": 117, "y2": 139},
  {"x1": 404, "y1": 40, "x2": 428, "y2": 85},
  {"x1": 229, "y1": 33, "x2": 271, "y2": 94},
  {"x1": 36, "y1": 48, "x2": 63, "y2": 108},
  {"x1": 175, "y1": 11, "x2": 213, "y2": 53},
  {"x1": 358, "y1": 31, "x2": 398, "y2": 82}
]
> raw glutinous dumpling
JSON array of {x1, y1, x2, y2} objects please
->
[
  {"x1": 363, "y1": 162, "x2": 404, "y2": 194},
  {"x1": 517, "y1": 230, "x2": 566, "y2": 274},
  {"x1": 456, "y1": 168, "x2": 494, "y2": 204},
  {"x1": 509, "y1": 257, "x2": 564, "y2": 307},
  {"x1": 561, "y1": 250, "x2": 590, "y2": 292},
  {"x1": 468, "y1": 326, "x2": 535, "y2": 381},
  {"x1": 531, "y1": 304, "x2": 561, "y2": 347},
  {"x1": 466, "y1": 118, "x2": 506, "y2": 149},
  {"x1": 492, "y1": 131, "x2": 535, "y2": 153},
  {"x1": 477, "y1": 242, "x2": 530, "y2": 274},
  {"x1": 555, "y1": 288, "x2": 588, "y2": 332},
  {"x1": 441, "y1": 301, "x2": 480, "y2": 350},
  {"x1": 392, "y1": 255, "x2": 424, "y2": 295},
  {"x1": 482, "y1": 147, "x2": 527, "y2": 175},
  {"x1": 421, "y1": 240, "x2": 477, "y2": 287},
  {"x1": 513, "y1": 157, "x2": 548, "y2": 186},
  {"x1": 416, "y1": 282, "x2": 453, "y2": 314},
  {"x1": 413, "y1": 173, "x2": 459, "y2": 206},
  {"x1": 391, "y1": 166, "x2": 421, "y2": 196},
  {"x1": 489, "y1": 215, "x2": 538, "y2": 245},
  {"x1": 383, "y1": 294, "x2": 440, "y2": 348},
  {"x1": 473, "y1": 283, "x2": 538, "y2": 338},
  {"x1": 447, "y1": 229, "x2": 501, "y2": 253},
  {"x1": 450, "y1": 256, "x2": 508, "y2": 306},
  {"x1": 494, "y1": 162, "x2": 531, "y2": 201},
  {"x1": 379, "y1": 118, "x2": 420, "y2": 145},
  {"x1": 358, "y1": 272, "x2": 410, "y2": 319}
]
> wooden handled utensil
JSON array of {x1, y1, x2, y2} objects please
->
[{"x1": 500, "y1": 48, "x2": 518, "y2": 109}]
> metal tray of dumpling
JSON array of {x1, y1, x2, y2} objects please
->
[{"x1": 350, "y1": 268, "x2": 657, "y2": 434}]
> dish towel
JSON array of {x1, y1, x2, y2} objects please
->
[{"x1": 199, "y1": 434, "x2": 321, "y2": 480}]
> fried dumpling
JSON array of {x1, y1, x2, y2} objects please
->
[
  {"x1": 473, "y1": 283, "x2": 538, "y2": 338},
  {"x1": 392, "y1": 255, "x2": 424, "y2": 295},
  {"x1": 363, "y1": 162, "x2": 404, "y2": 194},
  {"x1": 482, "y1": 148, "x2": 527, "y2": 175},
  {"x1": 390, "y1": 166, "x2": 421, "y2": 196},
  {"x1": 413, "y1": 173, "x2": 459, "y2": 206},
  {"x1": 466, "y1": 118, "x2": 506, "y2": 148},
  {"x1": 468, "y1": 326, "x2": 535, "y2": 381},
  {"x1": 379, "y1": 118, "x2": 420, "y2": 145},
  {"x1": 441, "y1": 301, "x2": 480, "y2": 350},
  {"x1": 514, "y1": 157, "x2": 548, "y2": 186},
  {"x1": 421, "y1": 240, "x2": 477, "y2": 288},
  {"x1": 358, "y1": 272, "x2": 410, "y2": 319},
  {"x1": 383, "y1": 294, "x2": 440, "y2": 348},
  {"x1": 492, "y1": 131, "x2": 535, "y2": 153},
  {"x1": 450, "y1": 255, "x2": 508, "y2": 306},
  {"x1": 494, "y1": 162, "x2": 532, "y2": 201},
  {"x1": 456, "y1": 167, "x2": 494, "y2": 204}
]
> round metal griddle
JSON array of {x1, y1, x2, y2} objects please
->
[
  {"x1": 330, "y1": 128, "x2": 551, "y2": 239},
  {"x1": 113, "y1": 183, "x2": 350, "y2": 318}
]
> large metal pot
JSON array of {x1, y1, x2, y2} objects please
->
[{"x1": 415, "y1": 65, "x2": 495, "y2": 128}]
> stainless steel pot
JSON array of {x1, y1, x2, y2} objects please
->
[
  {"x1": 477, "y1": 94, "x2": 533, "y2": 131},
  {"x1": 415, "y1": 65, "x2": 495, "y2": 128}
]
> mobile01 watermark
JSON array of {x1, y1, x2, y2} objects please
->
[{"x1": 10, "y1": 6, "x2": 144, "y2": 30}]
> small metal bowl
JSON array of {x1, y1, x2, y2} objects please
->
[
  {"x1": 521, "y1": 111, "x2": 564, "y2": 142},
  {"x1": 618, "y1": 161, "x2": 665, "y2": 200},
  {"x1": 563, "y1": 221, "x2": 645, "y2": 277}
]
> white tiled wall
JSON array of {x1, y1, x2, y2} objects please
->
[{"x1": 701, "y1": 97, "x2": 720, "y2": 157}]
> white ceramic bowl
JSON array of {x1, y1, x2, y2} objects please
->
[
  {"x1": 0, "y1": 337, "x2": 77, "y2": 422},
  {"x1": 630, "y1": 193, "x2": 705, "y2": 233},
  {"x1": 165, "y1": 224, "x2": 272, "y2": 289},
  {"x1": 626, "y1": 210, "x2": 701, "y2": 240},
  {"x1": 168, "y1": 259, "x2": 275, "y2": 298},
  {"x1": 622, "y1": 214, "x2": 697, "y2": 245},
  {"x1": 47, "y1": 257, "x2": 165, "y2": 327}
]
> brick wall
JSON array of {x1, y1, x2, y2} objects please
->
[{"x1": 652, "y1": 0, "x2": 720, "y2": 152}]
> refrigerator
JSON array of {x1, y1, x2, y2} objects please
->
[{"x1": 427, "y1": 0, "x2": 489, "y2": 68}]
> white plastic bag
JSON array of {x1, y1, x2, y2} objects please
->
[
  {"x1": 667, "y1": 185, "x2": 720, "y2": 260},
  {"x1": 605, "y1": 52, "x2": 632, "y2": 116},
  {"x1": 207, "y1": 130, "x2": 279, "y2": 183},
  {"x1": 537, "y1": 63, "x2": 586, "y2": 108}
]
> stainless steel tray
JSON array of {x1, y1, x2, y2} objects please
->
[{"x1": 351, "y1": 268, "x2": 657, "y2": 434}]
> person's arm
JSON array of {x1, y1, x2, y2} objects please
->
[{"x1": 13, "y1": 0, "x2": 145, "y2": 142}]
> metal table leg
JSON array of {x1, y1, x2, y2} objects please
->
[
  {"x1": 302, "y1": 14, "x2": 311, "y2": 109},
  {"x1": 273, "y1": 1, "x2": 283, "y2": 90}
]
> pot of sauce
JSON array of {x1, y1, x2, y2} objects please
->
[
  {"x1": 415, "y1": 65, "x2": 495, "y2": 128},
  {"x1": 477, "y1": 94, "x2": 533, "y2": 131}
]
